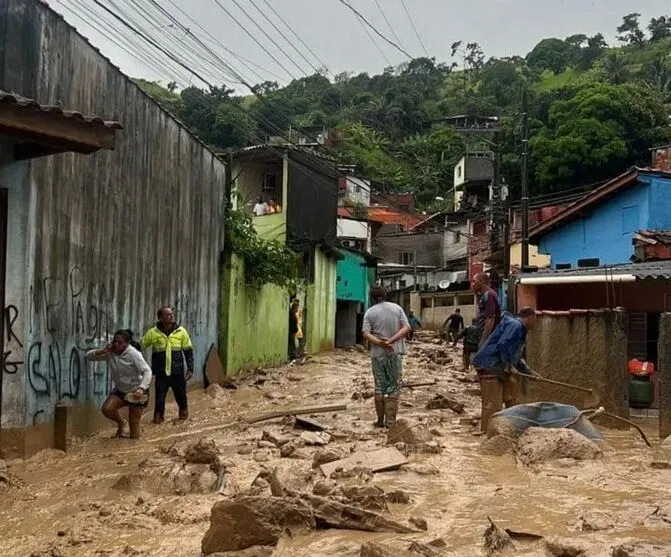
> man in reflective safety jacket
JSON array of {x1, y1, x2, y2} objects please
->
[
  {"x1": 142, "y1": 306, "x2": 195, "y2": 423},
  {"x1": 472, "y1": 307, "x2": 537, "y2": 433}
]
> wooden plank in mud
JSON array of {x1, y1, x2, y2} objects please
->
[{"x1": 320, "y1": 447, "x2": 408, "y2": 477}]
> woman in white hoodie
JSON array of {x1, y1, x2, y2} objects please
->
[{"x1": 86, "y1": 329, "x2": 152, "y2": 439}]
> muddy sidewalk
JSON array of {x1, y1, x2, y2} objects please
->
[{"x1": 0, "y1": 333, "x2": 670, "y2": 556}]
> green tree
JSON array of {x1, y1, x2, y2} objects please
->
[
  {"x1": 617, "y1": 13, "x2": 646, "y2": 46},
  {"x1": 526, "y1": 38, "x2": 579, "y2": 74},
  {"x1": 648, "y1": 16, "x2": 671, "y2": 42},
  {"x1": 601, "y1": 52, "x2": 631, "y2": 84},
  {"x1": 531, "y1": 83, "x2": 670, "y2": 189},
  {"x1": 579, "y1": 34, "x2": 608, "y2": 69}
]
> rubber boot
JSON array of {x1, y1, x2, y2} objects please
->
[
  {"x1": 385, "y1": 396, "x2": 399, "y2": 428},
  {"x1": 373, "y1": 395, "x2": 385, "y2": 428},
  {"x1": 480, "y1": 377, "x2": 503, "y2": 433}
]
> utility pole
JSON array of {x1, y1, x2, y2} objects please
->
[{"x1": 521, "y1": 90, "x2": 530, "y2": 270}]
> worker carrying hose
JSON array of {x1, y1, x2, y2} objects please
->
[{"x1": 472, "y1": 307, "x2": 538, "y2": 432}]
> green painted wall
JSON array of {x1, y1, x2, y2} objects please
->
[
  {"x1": 336, "y1": 250, "x2": 370, "y2": 307},
  {"x1": 306, "y1": 248, "x2": 337, "y2": 353},
  {"x1": 220, "y1": 253, "x2": 289, "y2": 375}
]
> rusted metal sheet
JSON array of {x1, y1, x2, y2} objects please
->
[{"x1": 0, "y1": 0, "x2": 225, "y2": 431}]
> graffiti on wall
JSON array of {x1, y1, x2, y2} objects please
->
[{"x1": 3, "y1": 265, "x2": 116, "y2": 419}]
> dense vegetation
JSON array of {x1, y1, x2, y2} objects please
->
[{"x1": 136, "y1": 13, "x2": 671, "y2": 209}]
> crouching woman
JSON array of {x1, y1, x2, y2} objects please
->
[{"x1": 86, "y1": 329, "x2": 152, "y2": 439}]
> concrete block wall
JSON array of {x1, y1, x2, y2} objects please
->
[{"x1": 523, "y1": 309, "x2": 629, "y2": 425}]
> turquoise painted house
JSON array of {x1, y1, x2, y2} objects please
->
[{"x1": 335, "y1": 248, "x2": 377, "y2": 347}]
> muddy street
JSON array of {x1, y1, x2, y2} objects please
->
[{"x1": 1, "y1": 334, "x2": 670, "y2": 557}]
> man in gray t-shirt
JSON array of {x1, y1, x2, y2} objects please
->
[{"x1": 362, "y1": 287, "x2": 412, "y2": 428}]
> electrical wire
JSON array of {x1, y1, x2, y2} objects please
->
[
  {"x1": 259, "y1": 0, "x2": 331, "y2": 74},
  {"x1": 211, "y1": 0, "x2": 299, "y2": 80},
  {"x1": 357, "y1": 13, "x2": 392, "y2": 66},
  {"x1": 337, "y1": 0, "x2": 413, "y2": 59},
  {"x1": 398, "y1": 0, "x2": 429, "y2": 57},
  {"x1": 372, "y1": 0, "x2": 405, "y2": 47},
  {"x1": 247, "y1": 0, "x2": 326, "y2": 76}
]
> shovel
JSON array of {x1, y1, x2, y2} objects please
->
[{"x1": 512, "y1": 370, "x2": 600, "y2": 408}]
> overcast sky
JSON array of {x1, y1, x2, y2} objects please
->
[{"x1": 52, "y1": 0, "x2": 670, "y2": 90}]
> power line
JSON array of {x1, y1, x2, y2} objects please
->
[
  {"x1": 398, "y1": 0, "x2": 429, "y2": 57},
  {"x1": 337, "y1": 0, "x2": 413, "y2": 59},
  {"x1": 357, "y1": 14, "x2": 392, "y2": 66},
  {"x1": 247, "y1": 0, "x2": 326, "y2": 76},
  {"x1": 163, "y1": 0, "x2": 285, "y2": 82},
  {"x1": 229, "y1": 0, "x2": 311, "y2": 76},
  {"x1": 259, "y1": 0, "x2": 331, "y2": 74},
  {"x1": 372, "y1": 0, "x2": 405, "y2": 47},
  {"x1": 211, "y1": 0, "x2": 299, "y2": 80}
]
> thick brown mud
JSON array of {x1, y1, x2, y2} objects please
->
[{"x1": 1, "y1": 333, "x2": 670, "y2": 556}]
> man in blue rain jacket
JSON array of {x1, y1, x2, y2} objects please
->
[{"x1": 472, "y1": 306, "x2": 537, "y2": 432}]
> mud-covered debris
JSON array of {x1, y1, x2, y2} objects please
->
[
  {"x1": 313, "y1": 479, "x2": 338, "y2": 496},
  {"x1": 577, "y1": 510, "x2": 615, "y2": 532},
  {"x1": 650, "y1": 461, "x2": 671, "y2": 469},
  {"x1": 339, "y1": 484, "x2": 388, "y2": 511},
  {"x1": 295, "y1": 416, "x2": 327, "y2": 431},
  {"x1": 387, "y1": 418, "x2": 432, "y2": 446},
  {"x1": 479, "y1": 435, "x2": 514, "y2": 457},
  {"x1": 611, "y1": 541, "x2": 671, "y2": 557},
  {"x1": 257, "y1": 440, "x2": 277, "y2": 450},
  {"x1": 407, "y1": 541, "x2": 450, "y2": 556},
  {"x1": 361, "y1": 389, "x2": 375, "y2": 400},
  {"x1": 201, "y1": 496, "x2": 315, "y2": 554},
  {"x1": 313, "y1": 448, "x2": 345, "y2": 468},
  {"x1": 207, "y1": 546, "x2": 274, "y2": 557},
  {"x1": 113, "y1": 446, "x2": 225, "y2": 496},
  {"x1": 360, "y1": 542, "x2": 410, "y2": 557},
  {"x1": 483, "y1": 517, "x2": 515, "y2": 556},
  {"x1": 386, "y1": 489, "x2": 411, "y2": 504},
  {"x1": 321, "y1": 447, "x2": 408, "y2": 477},
  {"x1": 405, "y1": 463, "x2": 440, "y2": 476},
  {"x1": 300, "y1": 431, "x2": 331, "y2": 446},
  {"x1": 261, "y1": 430, "x2": 292, "y2": 447},
  {"x1": 515, "y1": 428, "x2": 603, "y2": 466},
  {"x1": 409, "y1": 516, "x2": 429, "y2": 531},
  {"x1": 426, "y1": 394, "x2": 465, "y2": 414},
  {"x1": 269, "y1": 463, "x2": 311, "y2": 496},
  {"x1": 302, "y1": 493, "x2": 417, "y2": 533},
  {"x1": 206, "y1": 383, "x2": 227, "y2": 399},
  {"x1": 544, "y1": 537, "x2": 587, "y2": 557},
  {"x1": 352, "y1": 391, "x2": 363, "y2": 401}
]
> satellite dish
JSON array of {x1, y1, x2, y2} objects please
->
[{"x1": 438, "y1": 280, "x2": 451, "y2": 290}]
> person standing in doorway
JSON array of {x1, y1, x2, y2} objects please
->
[
  {"x1": 86, "y1": 329, "x2": 152, "y2": 439},
  {"x1": 472, "y1": 272, "x2": 501, "y2": 348},
  {"x1": 294, "y1": 299, "x2": 306, "y2": 358},
  {"x1": 253, "y1": 196, "x2": 268, "y2": 216},
  {"x1": 362, "y1": 286, "x2": 412, "y2": 428},
  {"x1": 142, "y1": 307, "x2": 194, "y2": 423},
  {"x1": 472, "y1": 307, "x2": 537, "y2": 432},
  {"x1": 288, "y1": 297, "x2": 299, "y2": 361},
  {"x1": 443, "y1": 308, "x2": 464, "y2": 343}
]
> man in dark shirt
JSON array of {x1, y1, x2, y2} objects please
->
[
  {"x1": 472, "y1": 272, "x2": 501, "y2": 348},
  {"x1": 443, "y1": 308, "x2": 464, "y2": 343},
  {"x1": 454, "y1": 318, "x2": 479, "y2": 371}
]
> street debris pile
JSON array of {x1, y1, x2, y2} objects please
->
[
  {"x1": 113, "y1": 437, "x2": 226, "y2": 495},
  {"x1": 3, "y1": 332, "x2": 670, "y2": 557}
]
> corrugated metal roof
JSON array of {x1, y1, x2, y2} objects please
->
[
  {"x1": 0, "y1": 90, "x2": 122, "y2": 129},
  {"x1": 521, "y1": 261, "x2": 671, "y2": 280}
]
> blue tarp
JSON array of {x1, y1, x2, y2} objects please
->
[{"x1": 491, "y1": 402, "x2": 603, "y2": 441}]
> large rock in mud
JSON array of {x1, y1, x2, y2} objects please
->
[
  {"x1": 544, "y1": 537, "x2": 590, "y2": 556},
  {"x1": 112, "y1": 456, "x2": 224, "y2": 495},
  {"x1": 514, "y1": 427, "x2": 603, "y2": 466},
  {"x1": 185, "y1": 437, "x2": 220, "y2": 464},
  {"x1": 387, "y1": 418, "x2": 432, "y2": 446},
  {"x1": 269, "y1": 463, "x2": 312, "y2": 496},
  {"x1": 201, "y1": 496, "x2": 315, "y2": 554}
]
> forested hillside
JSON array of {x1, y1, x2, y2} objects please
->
[{"x1": 136, "y1": 12, "x2": 671, "y2": 209}]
